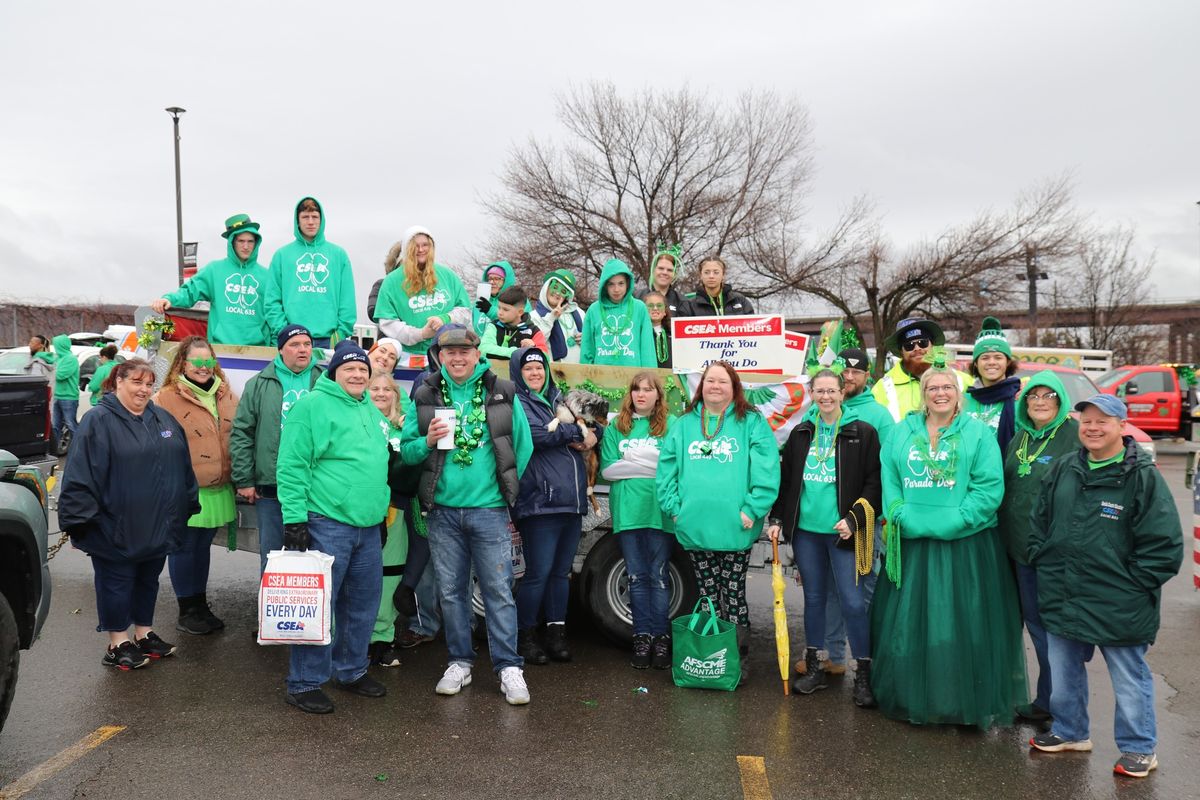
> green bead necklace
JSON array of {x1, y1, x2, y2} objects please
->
[
  {"x1": 439, "y1": 378, "x2": 487, "y2": 467},
  {"x1": 1015, "y1": 419, "x2": 1064, "y2": 477}
]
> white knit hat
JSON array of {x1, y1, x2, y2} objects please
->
[{"x1": 401, "y1": 225, "x2": 434, "y2": 253}]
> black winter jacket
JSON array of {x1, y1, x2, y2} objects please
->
[
  {"x1": 683, "y1": 284, "x2": 755, "y2": 317},
  {"x1": 58, "y1": 393, "x2": 200, "y2": 562}
]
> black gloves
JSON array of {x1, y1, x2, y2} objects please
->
[
  {"x1": 475, "y1": 296, "x2": 492, "y2": 314},
  {"x1": 283, "y1": 522, "x2": 311, "y2": 551}
]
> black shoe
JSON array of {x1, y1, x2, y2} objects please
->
[
  {"x1": 175, "y1": 596, "x2": 214, "y2": 635},
  {"x1": 631, "y1": 634, "x2": 652, "y2": 669},
  {"x1": 518, "y1": 628, "x2": 549, "y2": 666},
  {"x1": 398, "y1": 629, "x2": 435, "y2": 649},
  {"x1": 287, "y1": 689, "x2": 334, "y2": 714},
  {"x1": 1016, "y1": 703, "x2": 1053, "y2": 724},
  {"x1": 135, "y1": 631, "x2": 177, "y2": 659},
  {"x1": 371, "y1": 641, "x2": 402, "y2": 668},
  {"x1": 544, "y1": 624, "x2": 571, "y2": 662},
  {"x1": 792, "y1": 647, "x2": 827, "y2": 694},
  {"x1": 852, "y1": 658, "x2": 877, "y2": 708},
  {"x1": 103, "y1": 641, "x2": 150, "y2": 671},
  {"x1": 334, "y1": 674, "x2": 387, "y2": 698},
  {"x1": 651, "y1": 635, "x2": 671, "y2": 670},
  {"x1": 197, "y1": 593, "x2": 225, "y2": 631},
  {"x1": 392, "y1": 584, "x2": 418, "y2": 617}
]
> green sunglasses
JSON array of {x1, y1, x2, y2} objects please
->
[{"x1": 188, "y1": 357, "x2": 218, "y2": 368}]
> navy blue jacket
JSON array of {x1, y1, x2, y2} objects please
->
[
  {"x1": 509, "y1": 348, "x2": 589, "y2": 520},
  {"x1": 59, "y1": 393, "x2": 200, "y2": 562}
]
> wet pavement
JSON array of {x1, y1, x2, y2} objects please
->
[{"x1": 1, "y1": 456, "x2": 1198, "y2": 800}]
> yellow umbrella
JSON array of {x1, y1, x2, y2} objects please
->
[{"x1": 771, "y1": 538, "x2": 790, "y2": 695}]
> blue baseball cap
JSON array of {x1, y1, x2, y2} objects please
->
[{"x1": 1074, "y1": 394, "x2": 1127, "y2": 420}]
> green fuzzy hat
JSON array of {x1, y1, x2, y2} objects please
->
[{"x1": 972, "y1": 316, "x2": 1012, "y2": 360}]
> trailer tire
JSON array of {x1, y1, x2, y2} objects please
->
[{"x1": 581, "y1": 533, "x2": 699, "y2": 645}]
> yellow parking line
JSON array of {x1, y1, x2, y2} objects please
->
[
  {"x1": 0, "y1": 725, "x2": 125, "y2": 800},
  {"x1": 737, "y1": 755, "x2": 774, "y2": 800}
]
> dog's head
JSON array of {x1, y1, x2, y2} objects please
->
[{"x1": 564, "y1": 389, "x2": 609, "y2": 424}]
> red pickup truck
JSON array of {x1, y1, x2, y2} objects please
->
[{"x1": 1096, "y1": 365, "x2": 1192, "y2": 437}]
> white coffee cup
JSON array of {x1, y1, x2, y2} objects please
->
[
  {"x1": 476, "y1": 282, "x2": 492, "y2": 301},
  {"x1": 434, "y1": 407, "x2": 456, "y2": 450}
]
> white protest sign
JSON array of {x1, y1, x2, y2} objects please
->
[
  {"x1": 671, "y1": 315, "x2": 787, "y2": 373},
  {"x1": 783, "y1": 331, "x2": 811, "y2": 379}
]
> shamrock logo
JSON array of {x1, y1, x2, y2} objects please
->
[
  {"x1": 224, "y1": 273, "x2": 261, "y2": 307},
  {"x1": 280, "y1": 389, "x2": 307, "y2": 427},
  {"x1": 296, "y1": 253, "x2": 330, "y2": 285},
  {"x1": 600, "y1": 314, "x2": 635, "y2": 350}
]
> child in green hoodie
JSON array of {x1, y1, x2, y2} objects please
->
[{"x1": 580, "y1": 259, "x2": 656, "y2": 368}]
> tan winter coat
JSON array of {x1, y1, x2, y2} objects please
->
[{"x1": 152, "y1": 380, "x2": 238, "y2": 488}]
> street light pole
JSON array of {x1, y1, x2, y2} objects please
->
[{"x1": 166, "y1": 107, "x2": 186, "y2": 287}]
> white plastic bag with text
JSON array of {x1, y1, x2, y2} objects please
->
[{"x1": 258, "y1": 549, "x2": 334, "y2": 645}]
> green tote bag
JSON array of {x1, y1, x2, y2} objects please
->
[{"x1": 671, "y1": 596, "x2": 741, "y2": 691}]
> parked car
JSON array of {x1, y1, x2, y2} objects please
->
[
  {"x1": 0, "y1": 375, "x2": 56, "y2": 475},
  {"x1": 1095, "y1": 365, "x2": 1189, "y2": 436},
  {"x1": 0, "y1": 449, "x2": 52, "y2": 733}
]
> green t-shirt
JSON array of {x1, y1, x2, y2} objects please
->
[
  {"x1": 1087, "y1": 451, "x2": 1125, "y2": 471},
  {"x1": 797, "y1": 418, "x2": 840, "y2": 533}
]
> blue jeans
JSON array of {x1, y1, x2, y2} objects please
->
[
  {"x1": 793, "y1": 530, "x2": 870, "y2": 659},
  {"x1": 52, "y1": 398, "x2": 79, "y2": 450},
  {"x1": 1047, "y1": 631, "x2": 1157, "y2": 753},
  {"x1": 824, "y1": 521, "x2": 881, "y2": 664},
  {"x1": 256, "y1": 495, "x2": 284, "y2": 574},
  {"x1": 168, "y1": 526, "x2": 215, "y2": 597},
  {"x1": 427, "y1": 506, "x2": 521, "y2": 672},
  {"x1": 286, "y1": 514, "x2": 383, "y2": 694},
  {"x1": 617, "y1": 528, "x2": 673, "y2": 636},
  {"x1": 1014, "y1": 561, "x2": 1051, "y2": 710},
  {"x1": 92, "y1": 555, "x2": 165, "y2": 632},
  {"x1": 403, "y1": 559, "x2": 443, "y2": 637},
  {"x1": 515, "y1": 513, "x2": 583, "y2": 630}
]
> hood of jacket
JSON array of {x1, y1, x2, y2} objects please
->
[
  {"x1": 1014, "y1": 370, "x2": 1070, "y2": 438},
  {"x1": 52, "y1": 334, "x2": 72, "y2": 358},
  {"x1": 598, "y1": 258, "x2": 636, "y2": 311},
  {"x1": 508, "y1": 346, "x2": 559, "y2": 407},
  {"x1": 292, "y1": 196, "x2": 326, "y2": 245},
  {"x1": 313, "y1": 370, "x2": 368, "y2": 406},
  {"x1": 537, "y1": 273, "x2": 580, "y2": 314},
  {"x1": 481, "y1": 260, "x2": 517, "y2": 293},
  {"x1": 227, "y1": 226, "x2": 262, "y2": 266}
]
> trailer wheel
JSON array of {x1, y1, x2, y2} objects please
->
[{"x1": 580, "y1": 534, "x2": 699, "y2": 645}]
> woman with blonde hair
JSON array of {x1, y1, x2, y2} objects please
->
[
  {"x1": 374, "y1": 226, "x2": 471, "y2": 366},
  {"x1": 153, "y1": 336, "x2": 239, "y2": 635},
  {"x1": 601, "y1": 371, "x2": 675, "y2": 669}
]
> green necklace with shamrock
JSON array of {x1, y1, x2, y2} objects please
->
[
  {"x1": 439, "y1": 377, "x2": 487, "y2": 466},
  {"x1": 698, "y1": 405, "x2": 727, "y2": 456},
  {"x1": 1014, "y1": 418, "x2": 1065, "y2": 477},
  {"x1": 915, "y1": 418, "x2": 959, "y2": 487}
]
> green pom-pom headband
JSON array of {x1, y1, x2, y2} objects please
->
[
  {"x1": 807, "y1": 356, "x2": 847, "y2": 379},
  {"x1": 652, "y1": 241, "x2": 683, "y2": 274}
]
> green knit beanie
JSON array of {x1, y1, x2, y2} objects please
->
[{"x1": 972, "y1": 316, "x2": 1012, "y2": 360}]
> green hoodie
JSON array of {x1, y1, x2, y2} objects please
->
[
  {"x1": 163, "y1": 230, "x2": 271, "y2": 345},
  {"x1": 471, "y1": 260, "x2": 517, "y2": 337},
  {"x1": 276, "y1": 373, "x2": 390, "y2": 527},
  {"x1": 89, "y1": 359, "x2": 116, "y2": 406},
  {"x1": 52, "y1": 335, "x2": 79, "y2": 400},
  {"x1": 880, "y1": 409, "x2": 1003, "y2": 541},
  {"x1": 264, "y1": 197, "x2": 357, "y2": 342},
  {"x1": 399, "y1": 361, "x2": 533, "y2": 508},
  {"x1": 599, "y1": 415, "x2": 675, "y2": 533},
  {"x1": 795, "y1": 401, "x2": 864, "y2": 533},
  {"x1": 374, "y1": 263, "x2": 471, "y2": 357},
  {"x1": 998, "y1": 370, "x2": 1079, "y2": 564},
  {"x1": 657, "y1": 406, "x2": 780, "y2": 551},
  {"x1": 843, "y1": 389, "x2": 895, "y2": 444},
  {"x1": 580, "y1": 259, "x2": 656, "y2": 368}
]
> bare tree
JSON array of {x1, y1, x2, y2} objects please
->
[{"x1": 481, "y1": 83, "x2": 823, "y2": 300}]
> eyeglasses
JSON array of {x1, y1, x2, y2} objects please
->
[
  {"x1": 925, "y1": 385, "x2": 957, "y2": 394},
  {"x1": 1026, "y1": 391, "x2": 1059, "y2": 402},
  {"x1": 901, "y1": 338, "x2": 931, "y2": 352},
  {"x1": 645, "y1": 303, "x2": 666, "y2": 310},
  {"x1": 812, "y1": 388, "x2": 841, "y2": 397},
  {"x1": 188, "y1": 357, "x2": 218, "y2": 368}
]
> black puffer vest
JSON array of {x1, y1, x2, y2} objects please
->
[{"x1": 413, "y1": 369, "x2": 519, "y2": 510}]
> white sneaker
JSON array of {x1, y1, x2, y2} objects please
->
[
  {"x1": 499, "y1": 666, "x2": 530, "y2": 705},
  {"x1": 435, "y1": 663, "x2": 472, "y2": 696}
]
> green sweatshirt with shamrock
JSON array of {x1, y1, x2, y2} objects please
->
[
  {"x1": 657, "y1": 405, "x2": 780, "y2": 551},
  {"x1": 264, "y1": 196, "x2": 357, "y2": 342},
  {"x1": 880, "y1": 409, "x2": 1003, "y2": 541},
  {"x1": 580, "y1": 259, "x2": 656, "y2": 368},
  {"x1": 276, "y1": 374, "x2": 390, "y2": 527},
  {"x1": 375, "y1": 264, "x2": 471, "y2": 357},
  {"x1": 599, "y1": 414, "x2": 675, "y2": 533},
  {"x1": 399, "y1": 361, "x2": 533, "y2": 508},
  {"x1": 162, "y1": 229, "x2": 271, "y2": 345}
]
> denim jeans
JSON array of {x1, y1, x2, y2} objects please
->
[
  {"x1": 1014, "y1": 561, "x2": 1052, "y2": 710},
  {"x1": 1047, "y1": 631, "x2": 1157, "y2": 753},
  {"x1": 793, "y1": 530, "x2": 870, "y2": 659},
  {"x1": 286, "y1": 514, "x2": 383, "y2": 694},
  {"x1": 823, "y1": 521, "x2": 880, "y2": 664},
  {"x1": 52, "y1": 398, "x2": 79, "y2": 451},
  {"x1": 401, "y1": 502, "x2": 431, "y2": 591},
  {"x1": 92, "y1": 555, "x2": 165, "y2": 632},
  {"x1": 515, "y1": 512, "x2": 583, "y2": 630},
  {"x1": 168, "y1": 526, "x2": 215, "y2": 597},
  {"x1": 427, "y1": 505, "x2": 521, "y2": 672},
  {"x1": 256, "y1": 496, "x2": 284, "y2": 574},
  {"x1": 403, "y1": 561, "x2": 443, "y2": 637},
  {"x1": 617, "y1": 528, "x2": 673, "y2": 636}
]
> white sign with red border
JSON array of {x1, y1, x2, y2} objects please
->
[{"x1": 671, "y1": 315, "x2": 789, "y2": 374}]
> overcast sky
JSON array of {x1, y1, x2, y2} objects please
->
[{"x1": 2, "y1": 1, "x2": 1196, "y2": 321}]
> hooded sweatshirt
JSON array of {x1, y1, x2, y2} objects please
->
[
  {"x1": 580, "y1": 259, "x2": 656, "y2": 368},
  {"x1": 656, "y1": 405, "x2": 780, "y2": 551},
  {"x1": 264, "y1": 197, "x2": 357, "y2": 342},
  {"x1": 471, "y1": 260, "x2": 518, "y2": 337},
  {"x1": 880, "y1": 409, "x2": 1003, "y2": 541},
  {"x1": 531, "y1": 273, "x2": 584, "y2": 363},
  {"x1": 843, "y1": 388, "x2": 895, "y2": 444},
  {"x1": 52, "y1": 335, "x2": 79, "y2": 400},
  {"x1": 600, "y1": 413, "x2": 675, "y2": 533},
  {"x1": 375, "y1": 263, "x2": 471, "y2": 358},
  {"x1": 871, "y1": 362, "x2": 972, "y2": 423},
  {"x1": 163, "y1": 230, "x2": 271, "y2": 345},
  {"x1": 997, "y1": 370, "x2": 1079, "y2": 564},
  {"x1": 276, "y1": 373, "x2": 390, "y2": 527}
]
